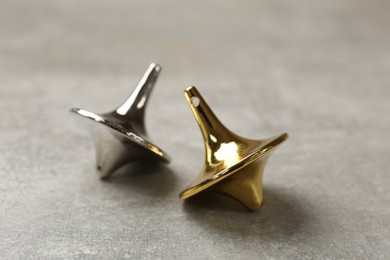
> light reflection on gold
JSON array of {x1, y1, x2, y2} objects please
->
[
  {"x1": 209, "y1": 134, "x2": 217, "y2": 143},
  {"x1": 214, "y1": 142, "x2": 239, "y2": 167}
]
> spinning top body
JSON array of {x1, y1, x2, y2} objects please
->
[
  {"x1": 71, "y1": 63, "x2": 170, "y2": 179},
  {"x1": 179, "y1": 86, "x2": 288, "y2": 211}
]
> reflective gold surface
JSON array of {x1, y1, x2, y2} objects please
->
[{"x1": 179, "y1": 86, "x2": 288, "y2": 211}]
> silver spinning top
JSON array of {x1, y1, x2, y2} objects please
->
[{"x1": 71, "y1": 63, "x2": 170, "y2": 179}]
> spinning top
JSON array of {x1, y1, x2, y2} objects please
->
[
  {"x1": 179, "y1": 86, "x2": 288, "y2": 211},
  {"x1": 71, "y1": 63, "x2": 170, "y2": 179}
]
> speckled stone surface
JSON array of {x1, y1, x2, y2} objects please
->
[{"x1": 0, "y1": 0, "x2": 389, "y2": 259}]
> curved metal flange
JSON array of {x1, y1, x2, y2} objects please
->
[
  {"x1": 179, "y1": 86, "x2": 288, "y2": 211},
  {"x1": 71, "y1": 63, "x2": 170, "y2": 179}
]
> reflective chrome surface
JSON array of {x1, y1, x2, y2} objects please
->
[
  {"x1": 179, "y1": 86, "x2": 288, "y2": 211},
  {"x1": 71, "y1": 63, "x2": 170, "y2": 179}
]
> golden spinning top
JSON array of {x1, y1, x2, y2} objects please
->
[{"x1": 179, "y1": 86, "x2": 288, "y2": 211}]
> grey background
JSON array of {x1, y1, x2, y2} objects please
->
[{"x1": 1, "y1": 0, "x2": 389, "y2": 259}]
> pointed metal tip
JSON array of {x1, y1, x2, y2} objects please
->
[
  {"x1": 149, "y1": 63, "x2": 161, "y2": 73},
  {"x1": 279, "y1": 132, "x2": 289, "y2": 142},
  {"x1": 259, "y1": 132, "x2": 289, "y2": 157},
  {"x1": 267, "y1": 132, "x2": 289, "y2": 146},
  {"x1": 184, "y1": 86, "x2": 198, "y2": 97},
  {"x1": 70, "y1": 107, "x2": 80, "y2": 114},
  {"x1": 71, "y1": 108, "x2": 94, "y2": 119},
  {"x1": 184, "y1": 86, "x2": 203, "y2": 109},
  {"x1": 185, "y1": 85, "x2": 196, "y2": 92}
]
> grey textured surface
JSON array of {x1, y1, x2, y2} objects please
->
[{"x1": 1, "y1": 0, "x2": 390, "y2": 259}]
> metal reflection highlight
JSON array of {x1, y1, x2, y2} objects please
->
[{"x1": 214, "y1": 142, "x2": 240, "y2": 167}]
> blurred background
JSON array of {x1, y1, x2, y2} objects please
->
[{"x1": 0, "y1": 0, "x2": 389, "y2": 259}]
